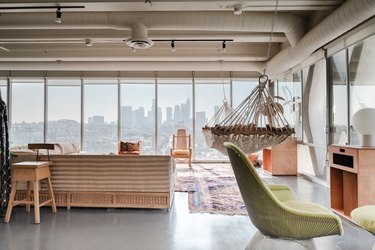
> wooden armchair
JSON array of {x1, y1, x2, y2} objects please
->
[{"x1": 170, "y1": 129, "x2": 192, "y2": 167}]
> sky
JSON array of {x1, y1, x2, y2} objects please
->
[{"x1": 10, "y1": 80, "x2": 258, "y2": 124}]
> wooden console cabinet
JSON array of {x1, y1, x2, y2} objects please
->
[
  {"x1": 263, "y1": 137, "x2": 297, "y2": 176},
  {"x1": 329, "y1": 145, "x2": 375, "y2": 218}
]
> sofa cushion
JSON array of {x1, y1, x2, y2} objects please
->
[
  {"x1": 10, "y1": 146, "x2": 28, "y2": 151},
  {"x1": 58, "y1": 143, "x2": 78, "y2": 155},
  {"x1": 12, "y1": 143, "x2": 79, "y2": 156},
  {"x1": 10, "y1": 149, "x2": 36, "y2": 156},
  {"x1": 38, "y1": 146, "x2": 62, "y2": 155},
  {"x1": 72, "y1": 143, "x2": 80, "y2": 153}
]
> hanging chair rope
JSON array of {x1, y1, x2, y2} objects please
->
[
  {"x1": 263, "y1": 0, "x2": 280, "y2": 75},
  {"x1": 202, "y1": 60, "x2": 234, "y2": 146},
  {"x1": 220, "y1": 60, "x2": 227, "y2": 101},
  {"x1": 202, "y1": 0, "x2": 294, "y2": 155}
]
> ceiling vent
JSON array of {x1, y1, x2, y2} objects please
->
[{"x1": 126, "y1": 22, "x2": 154, "y2": 49}]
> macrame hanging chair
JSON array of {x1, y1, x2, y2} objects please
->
[
  {"x1": 203, "y1": 75, "x2": 295, "y2": 155},
  {"x1": 202, "y1": 0, "x2": 294, "y2": 155}
]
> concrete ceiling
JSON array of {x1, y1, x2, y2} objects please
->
[{"x1": 0, "y1": 0, "x2": 347, "y2": 74}]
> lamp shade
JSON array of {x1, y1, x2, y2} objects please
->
[{"x1": 352, "y1": 108, "x2": 375, "y2": 146}]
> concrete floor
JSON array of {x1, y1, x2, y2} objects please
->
[{"x1": 0, "y1": 164, "x2": 374, "y2": 250}]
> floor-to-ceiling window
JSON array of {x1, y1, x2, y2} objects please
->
[
  {"x1": 47, "y1": 79, "x2": 81, "y2": 147},
  {"x1": 157, "y1": 80, "x2": 192, "y2": 155},
  {"x1": 330, "y1": 50, "x2": 348, "y2": 145},
  {"x1": 273, "y1": 71, "x2": 325, "y2": 179},
  {"x1": 83, "y1": 79, "x2": 118, "y2": 153},
  {"x1": 329, "y1": 35, "x2": 375, "y2": 146},
  {"x1": 348, "y1": 35, "x2": 375, "y2": 144},
  {"x1": 6, "y1": 75, "x2": 264, "y2": 161},
  {"x1": 298, "y1": 60, "x2": 328, "y2": 181},
  {"x1": 276, "y1": 73, "x2": 303, "y2": 140},
  {"x1": 10, "y1": 79, "x2": 44, "y2": 146},
  {"x1": 120, "y1": 80, "x2": 155, "y2": 154},
  {"x1": 195, "y1": 80, "x2": 230, "y2": 160},
  {"x1": 232, "y1": 80, "x2": 258, "y2": 108}
]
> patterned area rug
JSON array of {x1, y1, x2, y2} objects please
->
[{"x1": 175, "y1": 163, "x2": 273, "y2": 216}]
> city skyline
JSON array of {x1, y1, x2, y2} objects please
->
[
  {"x1": 12, "y1": 97, "x2": 214, "y2": 127},
  {"x1": 7, "y1": 80, "x2": 258, "y2": 158},
  {"x1": 9, "y1": 97, "x2": 227, "y2": 157}
]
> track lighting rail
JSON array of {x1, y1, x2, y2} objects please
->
[{"x1": 0, "y1": 6, "x2": 85, "y2": 10}]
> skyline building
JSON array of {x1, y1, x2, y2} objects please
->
[
  {"x1": 121, "y1": 106, "x2": 133, "y2": 127},
  {"x1": 174, "y1": 105, "x2": 181, "y2": 123},
  {"x1": 166, "y1": 107, "x2": 172, "y2": 122},
  {"x1": 196, "y1": 111, "x2": 207, "y2": 129},
  {"x1": 10, "y1": 97, "x2": 211, "y2": 155},
  {"x1": 89, "y1": 116, "x2": 105, "y2": 124},
  {"x1": 181, "y1": 98, "x2": 191, "y2": 127},
  {"x1": 134, "y1": 107, "x2": 145, "y2": 126}
]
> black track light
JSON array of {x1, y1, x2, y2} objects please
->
[
  {"x1": 55, "y1": 7, "x2": 62, "y2": 24},
  {"x1": 233, "y1": 4, "x2": 243, "y2": 15},
  {"x1": 171, "y1": 41, "x2": 176, "y2": 52},
  {"x1": 221, "y1": 41, "x2": 226, "y2": 52}
]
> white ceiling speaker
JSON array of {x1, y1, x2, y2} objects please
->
[{"x1": 126, "y1": 22, "x2": 154, "y2": 49}]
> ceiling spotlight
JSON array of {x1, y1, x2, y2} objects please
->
[
  {"x1": 131, "y1": 47, "x2": 136, "y2": 52},
  {"x1": 85, "y1": 39, "x2": 93, "y2": 47},
  {"x1": 221, "y1": 41, "x2": 226, "y2": 52},
  {"x1": 171, "y1": 41, "x2": 176, "y2": 52},
  {"x1": 233, "y1": 4, "x2": 243, "y2": 15},
  {"x1": 55, "y1": 7, "x2": 62, "y2": 23}
]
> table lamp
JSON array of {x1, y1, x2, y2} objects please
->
[{"x1": 352, "y1": 108, "x2": 375, "y2": 147}]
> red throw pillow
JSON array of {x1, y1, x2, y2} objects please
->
[
  {"x1": 120, "y1": 141, "x2": 140, "y2": 152},
  {"x1": 126, "y1": 142, "x2": 140, "y2": 151},
  {"x1": 120, "y1": 141, "x2": 128, "y2": 152}
]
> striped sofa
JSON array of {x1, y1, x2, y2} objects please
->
[{"x1": 12, "y1": 154, "x2": 176, "y2": 209}]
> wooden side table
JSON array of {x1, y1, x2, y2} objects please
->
[
  {"x1": 329, "y1": 145, "x2": 375, "y2": 219},
  {"x1": 4, "y1": 161, "x2": 57, "y2": 224},
  {"x1": 262, "y1": 137, "x2": 297, "y2": 175}
]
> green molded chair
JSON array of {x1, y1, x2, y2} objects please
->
[{"x1": 224, "y1": 142, "x2": 343, "y2": 249}]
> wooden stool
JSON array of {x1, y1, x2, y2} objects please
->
[{"x1": 4, "y1": 161, "x2": 57, "y2": 224}]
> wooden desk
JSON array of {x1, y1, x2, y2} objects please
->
[
  {"x1": 329, "y1": 145, "x2": 375, "y2": 218},
  {"x1": 4, "y1": 161, "x2": 57, "y2": 224}
]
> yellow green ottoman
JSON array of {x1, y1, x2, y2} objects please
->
[{"x1": 351, "y1": 206, "x2": 375, "y2": 250}]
